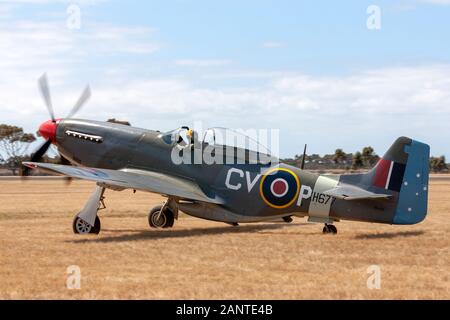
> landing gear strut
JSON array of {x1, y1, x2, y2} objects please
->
[
  {"x1": 73, "y1": 185, "x2": 106, "y2": 235},
  {"x1": 148, "y1": 205, "x2": 175, "y2": 228},
  {"x1": 148, "y1": 199, "x2": 177, "y2": 229},
  {"x1": 323, "y1": 224, "x2": 337, "y2": 234}
]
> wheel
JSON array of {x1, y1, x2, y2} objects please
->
[
  {"x1": 329, "y1": 225, "x2": 337, "y2": 234},
  {"x1": 73, "y1": 216, "x2": 101, "y2": 234},
  {"x1": 322, "y1": 224, "x2": 337, "y2": 234},
  {"x1": 148, "y1": 205, "x2": 175, "y2": 229},
  {"x1": 283, "y1": 216, "x2": 293, "y2": 223}
]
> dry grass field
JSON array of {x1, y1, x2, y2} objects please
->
[{"x1": 1, "y1": 178, "x2": 449, "y2": 300}]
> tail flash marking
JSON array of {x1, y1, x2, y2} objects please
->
[
  {"x1": 373, "y1": 158, "x2": 406, "y2": 192},
  {"x1": 385, "y1": 161, "x2": 394, "y2": 190},
  {"x1": 373, "y1": 158, "x2": 391, "y2": 189},
  {"x1": 388, "y1": 162, "x2": 406, "y2": 192}
]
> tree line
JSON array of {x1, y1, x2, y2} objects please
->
[
  {"x1": 283, "y1": 146, "x2": 448, "y2": 173},
  {"x1": 0, "y1": 124, "x2": 36, "y2": 175},
  {"x1": 0, "y1": 123, "x2": 448, "y2": 175}
]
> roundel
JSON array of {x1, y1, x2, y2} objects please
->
[{"x1": 259, "y1": 168, "x2": 300, "y2": 209}]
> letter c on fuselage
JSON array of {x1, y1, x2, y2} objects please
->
[{"x1": 225, "y1": 168, "x2": 244, "y2": 191}]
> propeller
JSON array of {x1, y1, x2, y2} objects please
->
[
  {"x1": 66, "y1": 85, "x2": 91, "y2": 119},
  {"x1": 38, "y1": 73, "x2": 56, "y2": 122},
  {"x1": 21, "y1": 73, "x2": 91, "y2": 177}
]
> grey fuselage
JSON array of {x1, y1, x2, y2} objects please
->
[{"x1": 54, "y1": 119, "x2": 422, "y2": 225}]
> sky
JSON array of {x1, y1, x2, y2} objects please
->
[{"x1": 0, "y1": 0, "x2": 449, "y2": 158}]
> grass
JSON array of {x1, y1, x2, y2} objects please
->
[{"x1": 0, "y1": 179, "x2": 449, "y2": 299}]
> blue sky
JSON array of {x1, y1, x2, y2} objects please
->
[{"x1": 0, "y1": 0, "x2": 449, "y2": 158}]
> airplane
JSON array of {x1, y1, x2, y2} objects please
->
[{"x1": 22, "y1": 74, "x2": 430, "y2": 235}]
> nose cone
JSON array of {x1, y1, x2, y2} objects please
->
[{"x1": 39, "y1": 120, "x2": 58, "y2": 142}]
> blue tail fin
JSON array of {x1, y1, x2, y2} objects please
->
[
  {"x1": 339, "y1": 137, "x2": 430, "y2": 225},
  {"x1": 387, "y1": 138, "x2": 430, "y2": 224},
  {"x1": 371, "y1": 137, "x2": 430, "y2": 224}
]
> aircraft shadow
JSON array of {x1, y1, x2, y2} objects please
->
[
  {"x1": 67, "y1": 223, "x2": 302, "y2": 243},
  {"x1": 354, "y1": 230, "x2": 425, "y2": 240}
]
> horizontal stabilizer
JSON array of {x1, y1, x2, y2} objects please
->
[{"x1": 323, "y1": 185, "x2": 391, "y2": 201}]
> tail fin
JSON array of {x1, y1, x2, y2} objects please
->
[{"x1": 369, "y1": 137, "x2": 430, "y2": 224}]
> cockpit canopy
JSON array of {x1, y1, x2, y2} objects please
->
[
  {"x1": 159, "y1": 126, "x2": 275, "y2": 164},
  {"x1": 202, "y1": 127, "x2": 271, "y2": 155},
  {"x1": 160, "y1": 127, "x2": 271, "y2": 154}
]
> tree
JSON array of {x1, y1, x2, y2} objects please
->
[
  {"x1": 352, "y1": 151, "x2": 364, "y2": 170},
  {"x1": 361, "y1": 146, "x2": 379, "y2": 167},
  {"x1": 333, "y1": 148, "x2": 347, "y2": 165},
  {"x1": 0, "y1": 124, "x2": 36, "y2": 175},
  {"x1": 430, "y1": 156, "x2": 448, "y2": 173}
]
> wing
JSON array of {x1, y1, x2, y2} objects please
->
[
  {"x1": 323, "y1": 185, "x2": 391, "y2": 200},
  {"x1": 23, "y1": 162, "x2": 224, "y2": 204}
]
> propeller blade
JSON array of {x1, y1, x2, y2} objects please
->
[
  {"x1": 31, "y1": 139, "x2": 52, "y2": 163},
  {"x1": 38, "y1": 73, "x2": 56, "y2": 122},
  {"x1": 21, "y1": 139, "x2": 52, "y2": 176},
  {"x1": 66, "y1": 85, "x2": 91, "y2": 119}
]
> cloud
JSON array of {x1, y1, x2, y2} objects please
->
[
  {"x1": 87, "y1": 64, "x2": 450, "y2": 157},
  {"x1": 0, "y1": 21, "x2": 160, "y2": 67},
  {"x1": 3, "y1": 62, "x2": 450, "y2": 154},
  {"x1": 0, "y1": 3, "x2": 17, "y2": 18},
  {"x1": 0, "y1": 19, "x2": 161, "y2": 77},
  {"x1": 269, "y1": 65, "x2": 450, "y2": 115},
  {"x1": 89, "y1": 65, "x2": 450, "y2": 118},
  {"x1": 0, "y1": 3, "x2": 448, "y2": 157},
  {"x1": 0, "y1": 18, "x2": 161, "y2": 126}
]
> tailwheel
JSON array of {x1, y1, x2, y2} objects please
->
[
  {"x1": 322, "y1": 224, "x2": 337, "y2": 234},
  {"x1": 148, "y1": 205, "x2": 175, "y2": 229},
  {"x1": 73, "y1": 216, "x2": 101, "y2": 234},
  {"x1": 283, "y1": 216, "x2": 293, "y2": 223}
]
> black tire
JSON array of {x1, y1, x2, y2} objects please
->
[
  {"x1": 73, "y1": 216, "x2": 101, "y2": 234},
  {"x1": 148, "y1": 205, "x2": 175, "y2": 229},
  {"x1": 322, "y1": 224, "x2": 337, "y2": 234},
  {"x1": 91, "y1": 216, "x2": 101, "y2": 234},
  {"x1": 283, "y1": 216, "x2": 293, "y2": 223},
  {"x1": 329, "y1": 225, "x2": 338, "y2": 234}
]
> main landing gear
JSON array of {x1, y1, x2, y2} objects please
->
[
  {"x1": 322, "y1": 224, "x2": 337, "y2": 234},
  {"x1": 283, "y1": 216, "x2": 293, "y2": 223},
  {"x1": 73, "y1": 216, "x2": 101, "y2": 234},
  {"x1": 72, "y1": 189, "x2": 179, "y2": 234},
  {"x1": 148, "y1": 198, "x2": 178, "y2": 229},
  {"x1": 73, "y1": 185, "x2": 106, "y2": 235}
]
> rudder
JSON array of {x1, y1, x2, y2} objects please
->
[
  {"x1": 392, "y1": 139, "x2": 430, "y2": 224},
  {"x1": 370, "y1": 137, "x2": 430, "y2": 225}
]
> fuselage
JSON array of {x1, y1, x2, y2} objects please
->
[{"x1": 52, "y1": 119, "x2": 416, "y2": 225}]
